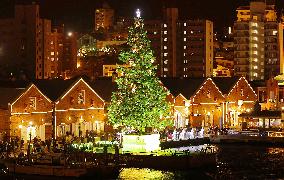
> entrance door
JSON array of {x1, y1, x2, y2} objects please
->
[{"x1": 27, "y1": 126, "x2": 36, "y2": 142}]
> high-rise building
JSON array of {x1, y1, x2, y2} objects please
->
[
  {"x1": 177, "y1": 20, "x2": 213, "y2": 78},
  {"x1": 49, "y1": 26, "x2": 64, "y2": 79},
  {"x1": 234, "y1": 1, "x2": 283, "y2": 81},
  {"x1": 0, "y1": 3, "x2": 52, "y2": 79},
  {"x1": 158, "y1": 7, "x2": 213, "y2": 78},
  {"x1": 94, "y1": 2, "x2": 114, "y2": 31}
]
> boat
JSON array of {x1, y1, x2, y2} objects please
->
[{"x1": 2, "y1": 153, "x2": 120, "y2": 178}]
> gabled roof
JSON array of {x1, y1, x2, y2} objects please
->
[
  {"x1": 0, "y1": 88, "x2": 26, "y2": 109},
  {"x1": 91, "y1": 77, "x2": 117, "y2": 102},
  {"x1": 160, "y1": 77, "x2": 206, "y2": 99},
  {"x1": 211, "y1": 77, "x2": 240, "y2": 94},
  {"x1": 33, "y1": 78, "x2": 78, "y2": 101}
]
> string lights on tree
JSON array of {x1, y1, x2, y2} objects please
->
[{"x1": 108, "y1": 13, "x2": 172, "y2": 133}]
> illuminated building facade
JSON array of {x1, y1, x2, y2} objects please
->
[
  {"x1": 3, "y1": 78, "x2": 106, "y2": 141},
  {"x1": 162, "y1": 76, "x2": 257, "y2": 129},
  {"x1": 94, "y1": 2, "x2": 114, "y2": 31},
  {"x1": 234, "y1": 1, "x2": 283, "y2": 81}
]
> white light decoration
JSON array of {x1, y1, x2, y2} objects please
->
[
  {"x1": 136, "y1": 9, "x2": 141, "y2": 18},
  {"x1": 122, "y1": 134, "x2": 160, "y2": 152}
]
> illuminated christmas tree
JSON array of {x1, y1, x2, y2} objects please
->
[{"x1": 108, "y1": 13, "x2": 172, "y2": 134}]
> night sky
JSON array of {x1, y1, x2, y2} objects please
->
[{"x1": 0, "y1": 0, "x2": 284, "y2": 33}]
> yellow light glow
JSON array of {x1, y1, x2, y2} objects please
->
[{"x1": 19, "y1": 125, "x2": 22, "y2": 129}]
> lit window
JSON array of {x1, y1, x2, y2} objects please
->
[
  {"x1": 163, "y1": 24, "x2": 167, "y2": 28},
  {"x1": 154, "y1": 31, "x2": 157, "y2": 35},
  {"x1": 164, "y1": 60, "x2": 168, "y2": 64},
  {"x1": 164, "y1": 31, "x2": 167, "y2": 35},
  {"x1": 51, "y1": 58, "x2": 54, "y2": 61},
  {"x1": 184, "y1": 22, "x2": 187, "y2": 26},
  {"x1": 253, "y1": 66, "x2": 257, "y2": 69},
  {"x1": 184, "y1": 74, "x2": 188, "y2": 77},
  {"x1": 164, "y1": 53, "x2": 168, "y2": 57},
  {"x1": 184, "y1": 38, "x2": 186, "y2": 41},
  {"x1": 164, "y1": 46, "x2": 167, "y2": 50},
  {"x1": 164, "y1": 38, "x2": 167, "y2": 42},
  {"x1": 50, "y1": 41, "x2": 54, "y2": 45},
  {"x1": 254, "y1": 58, "x2": 258, "y2": 62},
  {"x1": 253, "y1": 51, "x2": 258, "y2": 55},
  {"x1": 51, "y1": 52, "x2": 54, "y2": 55},
  {"x1": 190, "y1": 30, "x2": 194, "y2": 34},
  {"x1": 253, "y1": 44, "x2": 258, "y2": 48},
  {"x1": 273, "y1": 30, "x2": 277, "y2": 35},
  {"x1": 253, "y1": 37, "x2": 258, "y2": 41},
  {"x1": 184, "y1": 60, "x2": 188, "y2": 64},
  {"x1": 254, "y1": 73, "x2": 258, "y2": 77},
  {"x1": 184, "y1": 31, "x2": 187, "y2": 35},
  {"x1": 184, "y1": 46, "x2": 186, "y2": 49},
  {"x1": 183, "y1": 53, "x2": 186, "y2": 56},
  {"x1": 251, "y1": 22, "x2": 258, "y2": 27},
  {"x1": 164, "y1": 68, "x2": 168, "y2": 71},
  {"x1": 183, "y1": 68, "x2": 187, "y2": 72}
]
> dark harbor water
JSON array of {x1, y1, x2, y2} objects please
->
[{"x1": 1, "y1": 145, "x2": 284, "y2": 180}]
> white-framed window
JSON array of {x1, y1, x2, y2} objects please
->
[
  {"x1": 163, "y1": 24, "x2": 167, "y2": 28},
  {"x1": 164, "y1": 46, "x2": 167, "y2": 50},
  {"x1": 184, "y1": 38, "x2": 186, "y2": 41},
  {"x1": 164, "y1": 38, "x2": 167, "y2": 42},
  {"x1": 78, "y1": 90, "x2": 85, "y2": 104},
  {"x1": 164, "y1": 53, "x2": 168, "y2": 57},
  {"x1": 164, "y1": 31, "x2": 167, "y2": 35},
  {"x1": 29, "y1": 97, "x2": 37, "y2": 110},
  {"x1": 184, "y1": 31, "x2": 186, "y2": 35},
  {"x1": 184, "y1": 22, "x2": 187, "y2": 26}
]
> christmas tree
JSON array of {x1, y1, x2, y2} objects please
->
[{"x1": 108, "y1": 14, "x2": 172, "y2": 134}]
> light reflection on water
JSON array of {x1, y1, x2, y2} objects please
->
[
  {"x1": 117, "y1": 145, "x2": 284, "y2": 180},
  {"x1": 118, "y1": 168, "x2": 175, "y2": 180}
]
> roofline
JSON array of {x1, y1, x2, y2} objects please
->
[
  {"x1": 191, "y1": 77, "x2": 225, "y2": 100},
  {"x1": 227, "y1": 76, "x2": 257, "y2": 98},
  {"x1": 56, "y1": 78, "x2": 105, "y2": 104},
  {"x1": 10, "y1": 83, "x2": 52, "y2": 112},
  {"x1": 176, "y1": 93, "x2": 188, "y2": 101}
]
